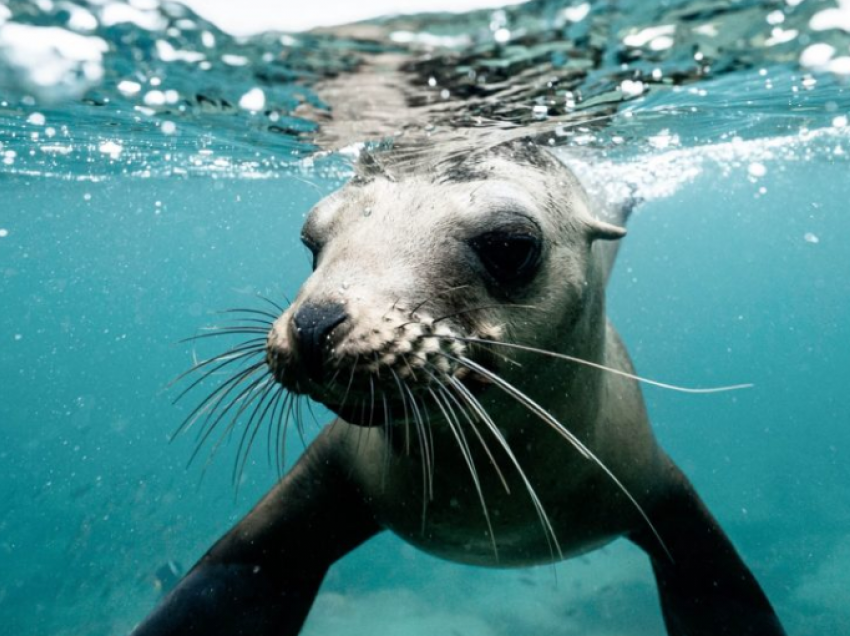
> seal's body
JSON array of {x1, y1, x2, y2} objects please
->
[{"x1": 131, "y1": 144, "x2": 786, "y2": 636}]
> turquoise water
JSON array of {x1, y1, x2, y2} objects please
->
[{"x1": 1, "y1": 1, "x2": 849, "y2": 635}]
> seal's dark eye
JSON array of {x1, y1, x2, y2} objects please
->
[
  {"x1": 469, "y1": 231, "x2": 542, "y2": 286},
  {"x1": 301, "y1": 235, "x2": 321, "y2": 271}
]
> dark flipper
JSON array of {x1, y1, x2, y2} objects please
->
[
  {"x1": 630, "y1": 464, "x2": 786, "y2": 636},
  {"x1": 131, "y1": 429, "x2": 382, "y2": 636}
]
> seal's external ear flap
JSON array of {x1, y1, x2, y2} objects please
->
[{"x1": 586, "y1": 218, "x2": 627, "y2": 241}]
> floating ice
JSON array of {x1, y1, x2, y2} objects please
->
[{"x1": 804, "y1": 232, "x2": 820, "y2": 244}]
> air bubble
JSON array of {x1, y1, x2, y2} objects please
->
[
  {"x1": 239, "y1": 88, "x2": 266, "y2": 111},
  {"x1": 748, "y1": 162, "x2": 767, "y2": 178}
]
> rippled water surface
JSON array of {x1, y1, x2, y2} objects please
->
[{"x1": 1, "y1": 0, "x2": 849, "y2": 634}]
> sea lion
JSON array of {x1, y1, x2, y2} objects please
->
[{"x1": 130, "y1": 142, "x2": 786, "y2": 636}]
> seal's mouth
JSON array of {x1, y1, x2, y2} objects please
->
[{"x1": 311, "y1": 367, "x2": 494, "y2": 428}]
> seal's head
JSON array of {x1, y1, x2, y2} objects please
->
[{"x1": 266, "y1": 142, "x2": 625, "y2": 426}]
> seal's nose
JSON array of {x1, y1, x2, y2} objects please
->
[{"x1": 292, "y1": 301, "x2": 348, "y2": 383}]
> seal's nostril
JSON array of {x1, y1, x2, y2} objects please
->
[{"x1": 292, "y1": 301, "x2": 348, "y2": 383}]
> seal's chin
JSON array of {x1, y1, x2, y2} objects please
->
[
  {"x1": 316, "y1": 373, "x2": 493, "y2": 428},
  {"x1": 322, "y1": 401, "x2": 397, "y2": 427}
]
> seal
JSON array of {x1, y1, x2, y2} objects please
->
[{"x1": 130, "y1": 142, "x2": 786, "y2": 636}]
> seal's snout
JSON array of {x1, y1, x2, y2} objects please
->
[{"x1": 292, "y1": 301, "x2": 349, "y2": 383}]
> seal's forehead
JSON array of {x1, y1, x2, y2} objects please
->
[{"x1": 303, "y1": 168, "x2": 556, "y2": 242}]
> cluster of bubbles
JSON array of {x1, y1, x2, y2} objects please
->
[
  {"x1": 0, "y1": 0, "x2": 848, "y2": 180},
  {"x1": 0, "y1": 0, "x2": 371, "y2": 179}
]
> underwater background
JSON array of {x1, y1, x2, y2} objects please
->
[{"x1": 1, "y1": 0, "x2": 849, "y2": 634}]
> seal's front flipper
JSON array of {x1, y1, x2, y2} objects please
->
[
  {"x1": 130, "y1": 429, "x2": 381, "y2": 636},
  {"x1": 630, "y1": 465, "x2": 786, "y2": 636}
]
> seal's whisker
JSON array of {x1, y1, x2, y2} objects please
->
[
  {"x1": 431, "y1": 303, "x2": 539, "y2": 326},
  {"x1": 390, "y1": 369, "x2": 412, "y2": 455},
  {"x1": 338, "y1": 359, "x2": 359, "y2": 414},
  {"x1": 416, "y1": 361, "x2": 508, "y2": 496},
  {"x1": 427, "y1": 385, "x2": 499, "y2": 560},
  {"x1": 192, "y1": 374, "x2": 272, "y2": 468},
  {"x1": 217, "y1": 307, "x2": 278, "y2": 321},
  {"x1": 452, "y1": 354, "x2": 671, "y2": 562},
  {"x1": 418, "y1": 382, "x2": 437, "y2": 497},
  {"x1": 190, "y1": 367, "x2": 269, "y2": 446},
  {"x1": 352, "y1": 398, "x2": 367, "y2": 457},
  {"x1": 293, "y1": 397, "x2": 307, "y2": 449},
  {"x1": 326, "y1": 366, "x2": 344, "y2": 390},
  {"x1": 233, "y1": 380, "x2": 279, "y2": 487},
  {"x1": 173, "y1": 353, "x2": 264, "y2": 417},
  {"x1": 305, "y1": 399, "x2": 322, "y2": 431},
  {"x1": 397, "y1": 299, "x2": 520, "y2": 331},
  {"x1": 256, "y1": 294, "x2": 287, "y2": 313},
  {"x1": 453, "y1": 337, "x2": 755, "y2": 394},
  {"x1": 172, "y1": 361, "x2": 266, "y2": 439},
  {"x1": 286, "y1": 396, "x2": 302, "y2": 459},
  {"x1": 190, "y1": 374, "x2": 271, "y2": 473},
  {"x1": 170, "y1": 342, "x2": 265, "y2": 393},
  {"x1": 428, "y1": 372, "x2": 511, "y2": 496},
  {"x1": 380, "y1": 391, "x2": 393, "y2": 492},
  {"x1": 266, "y1": 389, "x2": 288, "y2": 468},
  {"x1": 368, "y1": 375, "x2": 376, "y2": 429},
  {"x1": 403, "y1": 382, "x2": 434, "y2": 509},
  {"x1": 408, "y1": 284, "x2": 472, "y2": 318},
  {"x1": 327, "y1": 362, "x2": 359, "y2": 442},
  {"x1": 445, "y1": 374, "x2": 562, "y2": 561},
  {"x1": 179, "y1": 327, "x2": 269, "y2": 343},
  {"x1": 179, "y1": 347, "x2": 264, "y2": 390},
  {"x1": 275, "y1": 393, "x2": 297, "y2": 477},
  {"x1": 450, "y1": 354, "x2": 588, "y2": 455},
  {"x1": 212, "y1": 316, "x2": 275, "y2": 328},
  {"x1": 245, "y1": 383, "x2": 286, "y2": 473}
]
